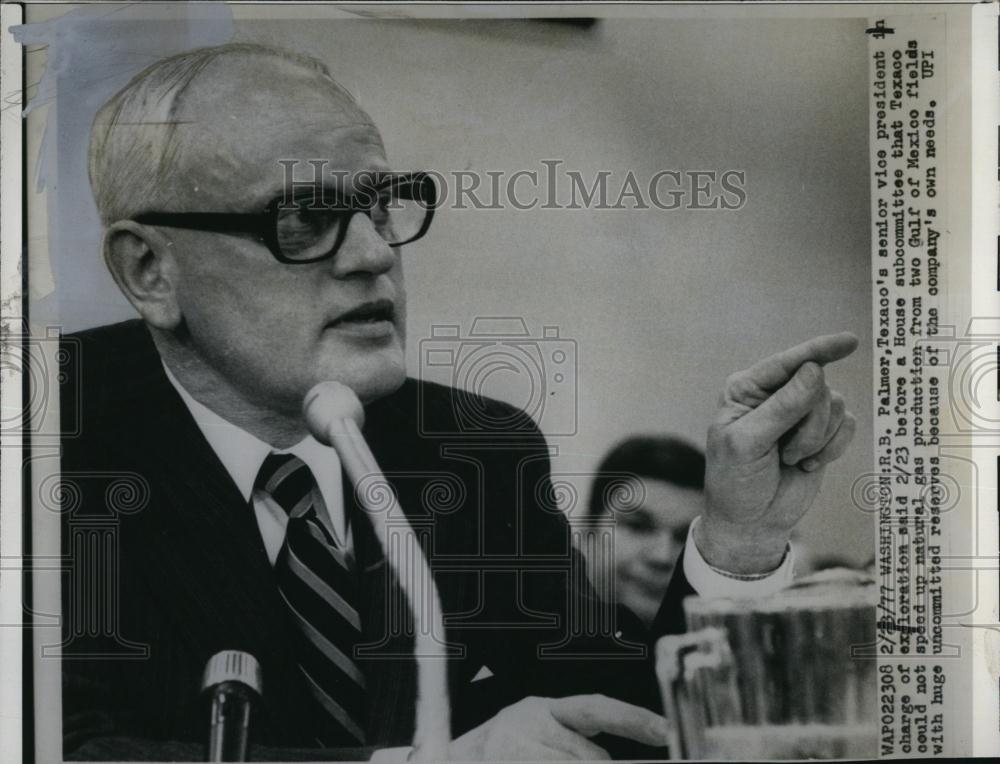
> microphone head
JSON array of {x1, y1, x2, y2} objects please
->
[
  {"x1": 201, "y1": 650, "x2": 263, "y2": 696},
  {"x1": 303, "y1": 380, "x2": 365, "y2": 445}
]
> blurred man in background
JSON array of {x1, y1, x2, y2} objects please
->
[{"x1": 587, "y1": 436, "x2": 705, "y2": 625}]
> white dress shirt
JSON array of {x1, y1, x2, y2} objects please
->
[
  {"x1": 683, "y1": 516, "x2": 795, "y2": 598},
  {"x1": 163, "y1": 365, "x2": 350, "y2": 564},
  {"x1": 164, "y1": 367, "x2": 411, "y2": 761}
]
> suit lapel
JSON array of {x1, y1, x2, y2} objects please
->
[
  {"x1": 111, "y1": 333, "x2": 308, "y2": 731},
  {"x1": 114, "y1": 328, "x2": 472, "y2": 744}
]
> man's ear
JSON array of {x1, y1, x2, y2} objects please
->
[{"x1": 102, "y1": 221, "x2": 183, "y2": 330}]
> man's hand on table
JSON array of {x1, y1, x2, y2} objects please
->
[
  {"x1": 698, "y1": 333, "x2": 859, "y2": 574},
  {"x1": 446, "y1": 694, "x2": 668, "y2": 761}
]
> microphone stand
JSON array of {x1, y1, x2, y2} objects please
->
[{"x1": 304, "y1": 382, "x2": 452, "y2": 762}]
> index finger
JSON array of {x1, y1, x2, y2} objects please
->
[
  {"x1": 548, "y1": 695, "x2": 669, "y2": 747},
  {"x1": 742, "y1": 332, "x2": 858, "y2": 392}
]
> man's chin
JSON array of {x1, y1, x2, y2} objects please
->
[
  {"x1": 621, "y1": 581, "x2": 670, "y2": 622},
  {"x1": 352, "y1": 364, "x2": 407, "y2": 404},
  {"x1": 313, "y1": 346, "x2": 406, "y2": 406}
]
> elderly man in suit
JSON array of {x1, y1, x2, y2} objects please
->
[{"x1": 60, "y1": 43, "x2": 857, "y2": 761}]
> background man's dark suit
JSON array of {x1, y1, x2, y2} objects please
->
[{"x1": 59, "y1": 320, "x2": 693, "y2": 760}]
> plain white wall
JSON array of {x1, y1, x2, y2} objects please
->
[{"x1": 37, "y1": 15, "x2": 874, "y2": 565}]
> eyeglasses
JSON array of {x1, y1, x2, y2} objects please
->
[{"x1": 133, "y1": 172, "x2": 436, "y2": 264}]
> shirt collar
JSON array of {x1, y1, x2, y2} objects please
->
[{"x1": 161, "y1": 363, "x2": 342, "y2": 509}]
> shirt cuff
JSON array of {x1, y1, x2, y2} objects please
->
[
  {"x1": 683, "y1": 516, "x2": 795, "y2": 598},
  {"x1": 370, "y1": 747, "x2": 413, "y2": 763}
]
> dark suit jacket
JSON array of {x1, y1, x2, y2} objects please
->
[{"x1": 57, "y1": 320, "x2": 694, "y2": 761}]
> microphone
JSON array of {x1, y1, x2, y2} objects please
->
[
  {"x1": 303, "y1": 381, "x2": 451, "y2": 762},
  {"x1": 201, "y1": 650, "x2": 263, "y2": 762}
]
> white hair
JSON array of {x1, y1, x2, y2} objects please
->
[{"x1": 88, "y1": 43, "x2": 356, "y2": 225}]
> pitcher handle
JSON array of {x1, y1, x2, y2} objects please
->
[{"x1": 655, "y1": 627, "x2": 736, "y2": 759}]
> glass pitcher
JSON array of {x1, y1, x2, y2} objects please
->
[{"x1": 656, "y1": 570, "x2": 878, "y2": 759}]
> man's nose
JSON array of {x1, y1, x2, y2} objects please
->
[{"x1": 331, "y1": 213, "x2": 397, "y2": 278}]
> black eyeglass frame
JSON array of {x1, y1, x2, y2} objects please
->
[{"x1": 132, "y1": 171, "x2": 436, "y2": 264}]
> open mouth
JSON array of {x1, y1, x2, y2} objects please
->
[
  {"x1": 332, "y1": 299, "x2": 396, "y2": 327},
  {"x1": 328, "y1": 299, "x2": 397, "y2": 341}
]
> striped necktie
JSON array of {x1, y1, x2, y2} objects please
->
[{"x1": 255, "y1": 452, "x2": 368, "y2": 746}]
